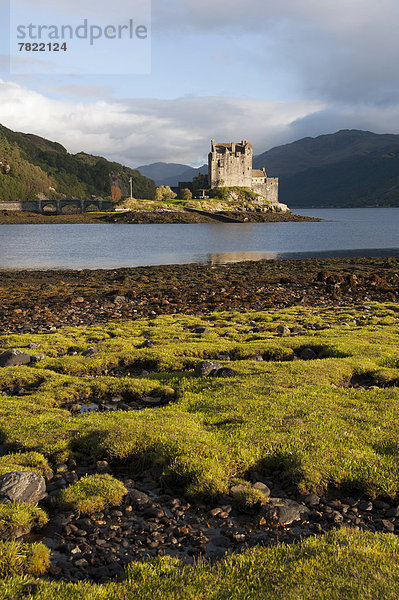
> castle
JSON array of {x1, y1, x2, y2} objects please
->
[{"x1": 208, "y1": 139, "x2": 279, "y2": 203}]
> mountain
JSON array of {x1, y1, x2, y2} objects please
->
[
  {"x1": 136, "y1": 162, "x2": 208, "y2": 187},
  {"x1": 0, "y1": 124, "x2": 156, "y2": 203},
  {"x1": 254, "y1": 130, "x2": 399, "y2": 207},
  {"x1": 252, "y1": 129, "x2": 399, "y2": 175}
]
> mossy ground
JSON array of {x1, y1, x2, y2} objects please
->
[
  {"x1": 1, "y1": 302, "x2": 399, "y2": 497},
  {"x1": 1, "y1": 302, "x2": 399, "y2": 597}
]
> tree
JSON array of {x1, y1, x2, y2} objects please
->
[
  {"x1": 155, "y1": 185, "x2": 177, "y2": 202},
  {"x1": 181, "y1": 188, "x2": 192, "y2": 201}
]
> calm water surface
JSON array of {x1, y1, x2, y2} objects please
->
[{"x1": 0, "y1": 208, "x2": 398, "y2": 269}]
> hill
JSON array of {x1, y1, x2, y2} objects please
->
[
  {"x1": 136, "y1": 161, "x2": 208, "y2": 187},
  {"x1": 0, "y1": 124, "x2": 156, "y2": 203}
]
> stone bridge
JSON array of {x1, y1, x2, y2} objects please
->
[{"x1": 0, "y1": 199, "x2": 114, "y2": 214}]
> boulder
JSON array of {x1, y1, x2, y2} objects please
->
[
  {"x1": 299, "y1": 348, "x2": 318, "y2": 361},
  {"x1": 263, "y1": 497, "x2": 310, "y2": 525},
  {"x1": 277, "y1": 325, "x2": 291, "y2": 337},
  {"x1": 253, "y1": 482, "x2": 271, "y2": 498},
  {"x1": 0, "y1": 349, "x2": 31, "y2": 368},
  {"x1": 193, "y1": 326, "x2": 210, "y2": 334},
  {"x1": 81, "y1": 347, "x2": 98, "y2": 357},
  {"x1": 127, "y1": 488, "x2": 152, "y2": 507},
  {"x1": 212, "y1": 367, "x2": 239, "y2": 378},
  {"x1": 30, "y1": 354, "x2": 46, "y2": 363},
  {"x1": 0, "y1": 471, "x2": 46, "y2": 505},
  {"x1": 194, "y1": 360, "x2": 223, "y2": 377}
]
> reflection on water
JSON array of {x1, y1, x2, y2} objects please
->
[
  {"x1": 208, "y1": 252, "x2": 279, "y2": 264},
  {"x1": 0, "y1": 208, "x2": 398, "y2": 269}
]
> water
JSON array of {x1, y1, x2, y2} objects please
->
[{"x1": 0, "y1": 208, "x2": 398, "y2": 269}]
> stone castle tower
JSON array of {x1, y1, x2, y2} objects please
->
[{"x1": 208, "y1": 139, "x2": 279, "y2": 203}]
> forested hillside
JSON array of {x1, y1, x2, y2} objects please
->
[{"x1": 0, "y1": 124, "x2": 156, "y2": 202}]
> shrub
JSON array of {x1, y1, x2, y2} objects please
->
[{"x1": 59, "y1": 474, "x2": 127, "y2": 515}]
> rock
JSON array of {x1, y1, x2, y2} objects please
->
[
  {"x1": 386, "y1": 507, "x2": 399, "y2": 518},
  {"x1": 277, "y1": 325, "x2": 291, "y2": 336},
  {"x1": 127, "y1": 488, "x2": 152, "y2": 507},
  {"x1": 0, "y1": 471, "x2": 46, "y2": 505},
  {"x1": 194, "y1": 360, "x2": 223, "y2": 377},
  {"x1": 253, "y1": 482, "x2": 271, "y2": 498},
  {"x1": 81, "y1": 347, "x2": 98, "y2": 357},
  {"x1": 359, "y1": 501, "x2": 373, "y2": 511},
  {"x1": 96, "y1": 461, "x2": 110, "y2": 474},
  {"x1": 113, "y1": 296, "x2": 127, "y2": 305},
  {"x1": 263, "y1": 498, "x2": 310, "y2": 525},
  {"x1": 299, "y1": 348, "x2": 318, "y2": 361},
  {"x1": 217, "y1": 353, "x2": 231, "y2": 361},
  {"x1": 212, "y1": 367, "x2": 239, "y2": 378},
  {"x1": 30, "y1": 354, "x2": 46, "y2": 363},
  {"x1": 193, "y1": 326, "x2": 210, "y2": 334},
  {"x1": 141, "y1": 340, "x2": 154, "y2": 348},
  {"x1": 304, "y1": 493, "x2": 320, "y2": 507},
  {"x1": 0, "y1": 349, "x2": 31, "y2": 367},
  {"x1": 230, "y1": 484, "x2": 248, "y2": 495},
  {"x1": 381, "y1": 519, "x2": 395, "y2": 533}
]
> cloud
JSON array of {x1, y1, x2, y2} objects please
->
[
  {"x1": 0, "y1": 79, "x2": 324, "y2": 165},
  {"x1": 153, "y1": 0, "x2": 399, "y2": 105}
]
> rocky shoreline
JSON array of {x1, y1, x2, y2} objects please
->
[
  {"x1": 0, "y1": 209, "x2": 317, "y2": 225},
  {"x1": 0, "y1": 256, "x2": 397, "y2": 335},
  {"x1": 1, "y1": 257, "x2": 399, "y2": 588}
]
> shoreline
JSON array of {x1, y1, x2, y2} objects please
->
[
  {"x1": 0, "y1": 209, "x2": 319, "y2": 225},
  {"x1": 0, "y1": 256, "x2": 397, "y2": 335}
]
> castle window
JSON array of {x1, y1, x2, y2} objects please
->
[{"x1": 218, "y1": 160, "x2": 224, "y2": 167}]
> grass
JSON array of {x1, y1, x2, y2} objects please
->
[
  {"x1": 0, "y1": 452, "x2": 52, "y2": 479},
  {"x1": 0, "y1": 541, "x2": 50, "y2": 578},
  {"x1": 1, "y1": 303, "x2": 399, "y2": 596},
  {"x1": 0, "y1": 503, "x2": 48, "y2": 540},
  {"x1": 0, "y1": 303, "x2": 399, "y2": 499},
  {"x1": 58, "y1": 474, "x2": 127, "y2": 515},
  {"x1": 1, "y1": 529, "x2": 399, "y2": 598}
]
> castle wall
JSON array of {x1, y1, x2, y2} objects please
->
[{"x1": 251, "y1": 177, "x2": 279, "y2": 203}]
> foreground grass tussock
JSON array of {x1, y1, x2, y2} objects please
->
[
  {"x1": 0, "y1": 530, "x2": 399, "y2": 599},
  {"x1": 0, "y1": 303, "x2": 399, "y2": 497},
  {"x1": 58, "y1": 474, "x2": 127, "y2": 515},
  {"x1": 0, "y1": 541, "x2": 50, "y2": 578},
  {"x1": 0, "y1": 503, "x2": 48, "y2": 540}
]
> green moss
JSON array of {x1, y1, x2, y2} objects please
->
[
  {"x1": 0, "y1": 503, "x2": 48, "y2": 540},
  {"x1": 58, "y1": 474, "x2": 127, "y2": 515}
]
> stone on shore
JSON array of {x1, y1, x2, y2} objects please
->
[
  {"x1": 263, "y1": 498, "x2": 310, "y2": 525},
  {"x1": 195, "y1": 360, "x2": 224, "y2": 377},
  {"x1": 0, "y1": 349, "x2": 31, "y2": 367},
  {"x1": 0, "y1": 471, "x2": 46, "y2": 505}
]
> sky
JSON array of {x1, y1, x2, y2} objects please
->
[{"x1": 1, "y1": 0, "x2": 399, "y2": 167}]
